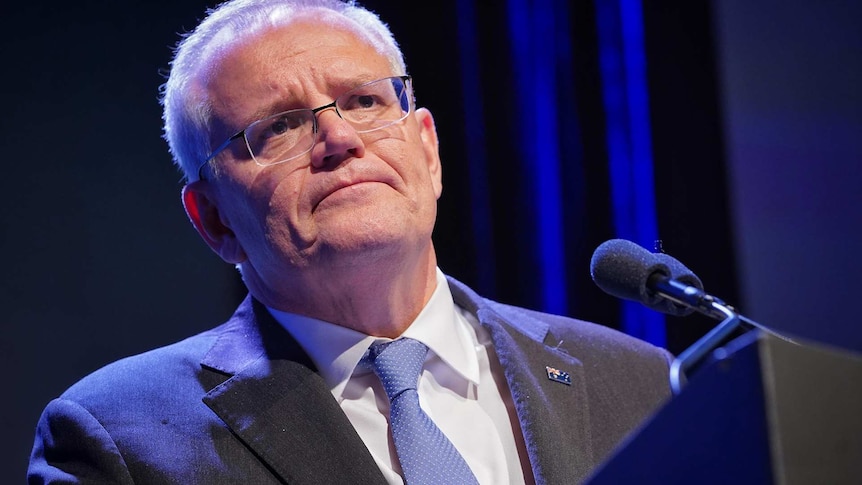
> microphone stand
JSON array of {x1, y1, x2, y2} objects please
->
[
  {"x1": 668, "y1": 302, "x2": 740, "y2": 395},
  {"x1": 649, "y1": 276, "x2": 792, "y2": 395}
]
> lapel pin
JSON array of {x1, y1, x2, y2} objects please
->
[{"x1": 545, "y1": 366, "x2": 572, "y2": 385}]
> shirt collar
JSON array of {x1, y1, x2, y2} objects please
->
[{"x1": 267, "y1": 268, "x2": 480, "y2": 398}]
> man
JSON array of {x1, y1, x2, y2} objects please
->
[{"x1": 29, "y1": 0, "x2": 672, "y2": 483}]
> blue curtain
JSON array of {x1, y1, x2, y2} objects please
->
[
  {"x1": 596, "y1": 0, "x2": 665, "y2": 346},
  {"x1": 453, "y1": 0, "x2": 665, "y2": 346}
]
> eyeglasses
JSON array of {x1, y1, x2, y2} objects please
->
[{"x1": 194, "y1": 75, "x2": 413, "y2": 180}]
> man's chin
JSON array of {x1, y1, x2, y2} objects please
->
[{"x1": 314, "y1": 223, "x2": 429, "y2": 265}]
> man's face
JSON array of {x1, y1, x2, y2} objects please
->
[{"x1": 185, "y1": 17, "x2": 442, "y2": 305}]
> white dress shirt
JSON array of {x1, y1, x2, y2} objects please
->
[{"x1": 268, "y1": 268, "x2": 532, "y2": 484}]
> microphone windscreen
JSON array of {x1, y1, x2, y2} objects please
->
[
  {"x1": 656, "y1": 252, "x2": 704, "y2": 292},
  {"x1": 590, "y1": 239, "x2": 670, "y2": 305},
  {"x1": 590, "y1": 239, "x2": 696, "y2": 316}
]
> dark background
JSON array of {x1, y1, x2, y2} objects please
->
[{"x1": 3, "y1": 0, "x2": 860, "y2": 480}]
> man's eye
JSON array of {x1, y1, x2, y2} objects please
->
[
  {"x1": 265, "y1": 116, "x2": 303, "y2": 137},
  {"x1": 343, "y1": 94, "x2": 383, "y2": 111},
  {"x1": 273, "y1": 120, "x2": 290, "y2": 135},
  {"x1": 356, "y1": 95, "x2": 376, "y2": 108}
]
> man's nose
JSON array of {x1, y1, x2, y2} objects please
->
[{"x1": 311, "y1": 108, "x2": 366, "y2": 169}]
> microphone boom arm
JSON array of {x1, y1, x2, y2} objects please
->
[
  {"x1": 651, "y1": 273, "x2": 797, "y2": 394},
  {"x1": 668, "y1": 300, "x2": 741, "y2": 395}
]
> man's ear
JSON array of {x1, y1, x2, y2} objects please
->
[
  {"x1": 415, "y1": 107, "x2": 442, "y2": 199},
  {"x1": 182, "y1": 182, "x2": 247, "y2": 264}
]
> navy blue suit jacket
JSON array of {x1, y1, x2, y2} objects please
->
[{"x1": 29, "y1": 277, "x2": 672, "y2": 484}]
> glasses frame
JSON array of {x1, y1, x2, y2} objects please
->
[{"x1": 192, "y1": 75, "x2": 413, "y2": 181}]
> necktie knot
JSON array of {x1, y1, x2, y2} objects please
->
[{"x1": 365, "y1": 338, "x2": 429, "y2": 401}]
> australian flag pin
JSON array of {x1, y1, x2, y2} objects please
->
[{"x1": 545, "y1": 366, "x2": 572, "y2": 385}]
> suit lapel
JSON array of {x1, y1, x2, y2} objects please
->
[
  {"x1": 449, "y1": 278, "x2": 597, "y2": 484},
  {"x1": 200, "y1": 297, "x2": 386, "y2": 484},
  {"x1": 200, "y1": 282, "x2": 599, "y2": 483}
]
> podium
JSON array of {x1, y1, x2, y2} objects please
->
[{"x1": 585, "y1": 331, "x2": 862, "y2": 484}]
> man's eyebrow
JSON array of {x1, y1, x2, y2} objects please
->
[
  {"x1": 246, "y1": 99, "x2": 301, "y2": 123},
  {"x1": 243, "y1": 74, "x2": 390, "y2": 123}
]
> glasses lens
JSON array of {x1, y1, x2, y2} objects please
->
[
  {"x1": 338, "y1": 77, "x2": 411, "y2": 133},
  {"x1": 244, "y1": 109, "x2": 316, "y2": 166},
  {"x1": 238, "y1": 77, "x2": 412, "y2": 168}
]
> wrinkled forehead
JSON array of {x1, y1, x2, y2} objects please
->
[
  {"x1": 196, "y1": 9, "x2": 398, "y2": 89},
  {"x1": 190, "y1": 10, "x2": 399, "y2": 148}
]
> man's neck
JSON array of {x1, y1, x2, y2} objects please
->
[{"x1": 249, "y1": 245, "x2": 439, "y2": 338}]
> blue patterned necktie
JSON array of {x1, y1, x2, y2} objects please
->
[{"x1": 364, "y1": 337, "x2": 479, "y2": 485}]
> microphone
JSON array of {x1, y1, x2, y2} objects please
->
[
  {"x1": 590, "y1": 238, "x2": 737, "y2": 393},
  {"x1": 590, "y1": 239, "x2": 705, "y2": 317},
  {"x1": 590, "y1": 238, "x2": 795, "y2": 394}
]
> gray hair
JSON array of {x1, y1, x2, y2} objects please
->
[{"x1": 160, "y1": 0, "x2": 406, "y2": 182}]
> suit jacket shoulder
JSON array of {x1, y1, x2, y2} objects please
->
[
  {"x1": 448, "y1": 276, "x2": 672, "y2": 483},
  {"x1": 29, "y1": 297, "x2": 386, "y2": 484}
]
